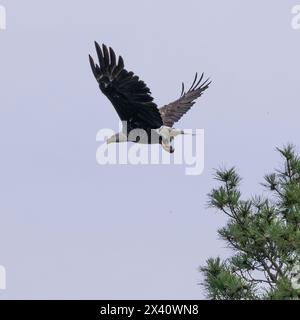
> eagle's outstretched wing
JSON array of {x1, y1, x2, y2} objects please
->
[
  {"x1": 89, "y1": 43, "x2": 163, "y2": 129},
  {"x1": 159, "y1": 73, "x2": 211, "y2": 127}
]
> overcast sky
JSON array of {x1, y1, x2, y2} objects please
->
[{"x1": 0, "y1": 0, "x2": 299, "y2": 299}]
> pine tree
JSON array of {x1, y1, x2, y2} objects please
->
[{"x1": 200, "y1": 145, "x2": 300, "y2": 299}]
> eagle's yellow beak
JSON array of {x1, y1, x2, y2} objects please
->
[{"x1": 106, "y1": 136, "x2": 114, "y2": 144}]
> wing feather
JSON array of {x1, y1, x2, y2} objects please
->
[
  {"x1": 159, "y1": 73, "x2": 211, "y2": 127},
  {"x1": 89, "y1": 43, "x2": 163, "y2": 129}
]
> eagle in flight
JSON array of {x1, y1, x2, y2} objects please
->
[{"x1": 89, "y1": 42, "x2": 211, "y2": 153}]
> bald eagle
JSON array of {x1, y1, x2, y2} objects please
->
[{"x1": 89, "y1": 42, "x2": 211, "y2": 153}]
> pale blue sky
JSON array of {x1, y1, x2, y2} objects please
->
[{"x1": 0, "y1": 0, "x2": 299, "y2": 299}]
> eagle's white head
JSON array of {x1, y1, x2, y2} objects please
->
[{"x1": 106, "y1": 132, "x2": 127, "y2": 144}]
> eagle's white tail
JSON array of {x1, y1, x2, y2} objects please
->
[{"x1": 157, "y1": 126, "x2": 196, "y2": 153}]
